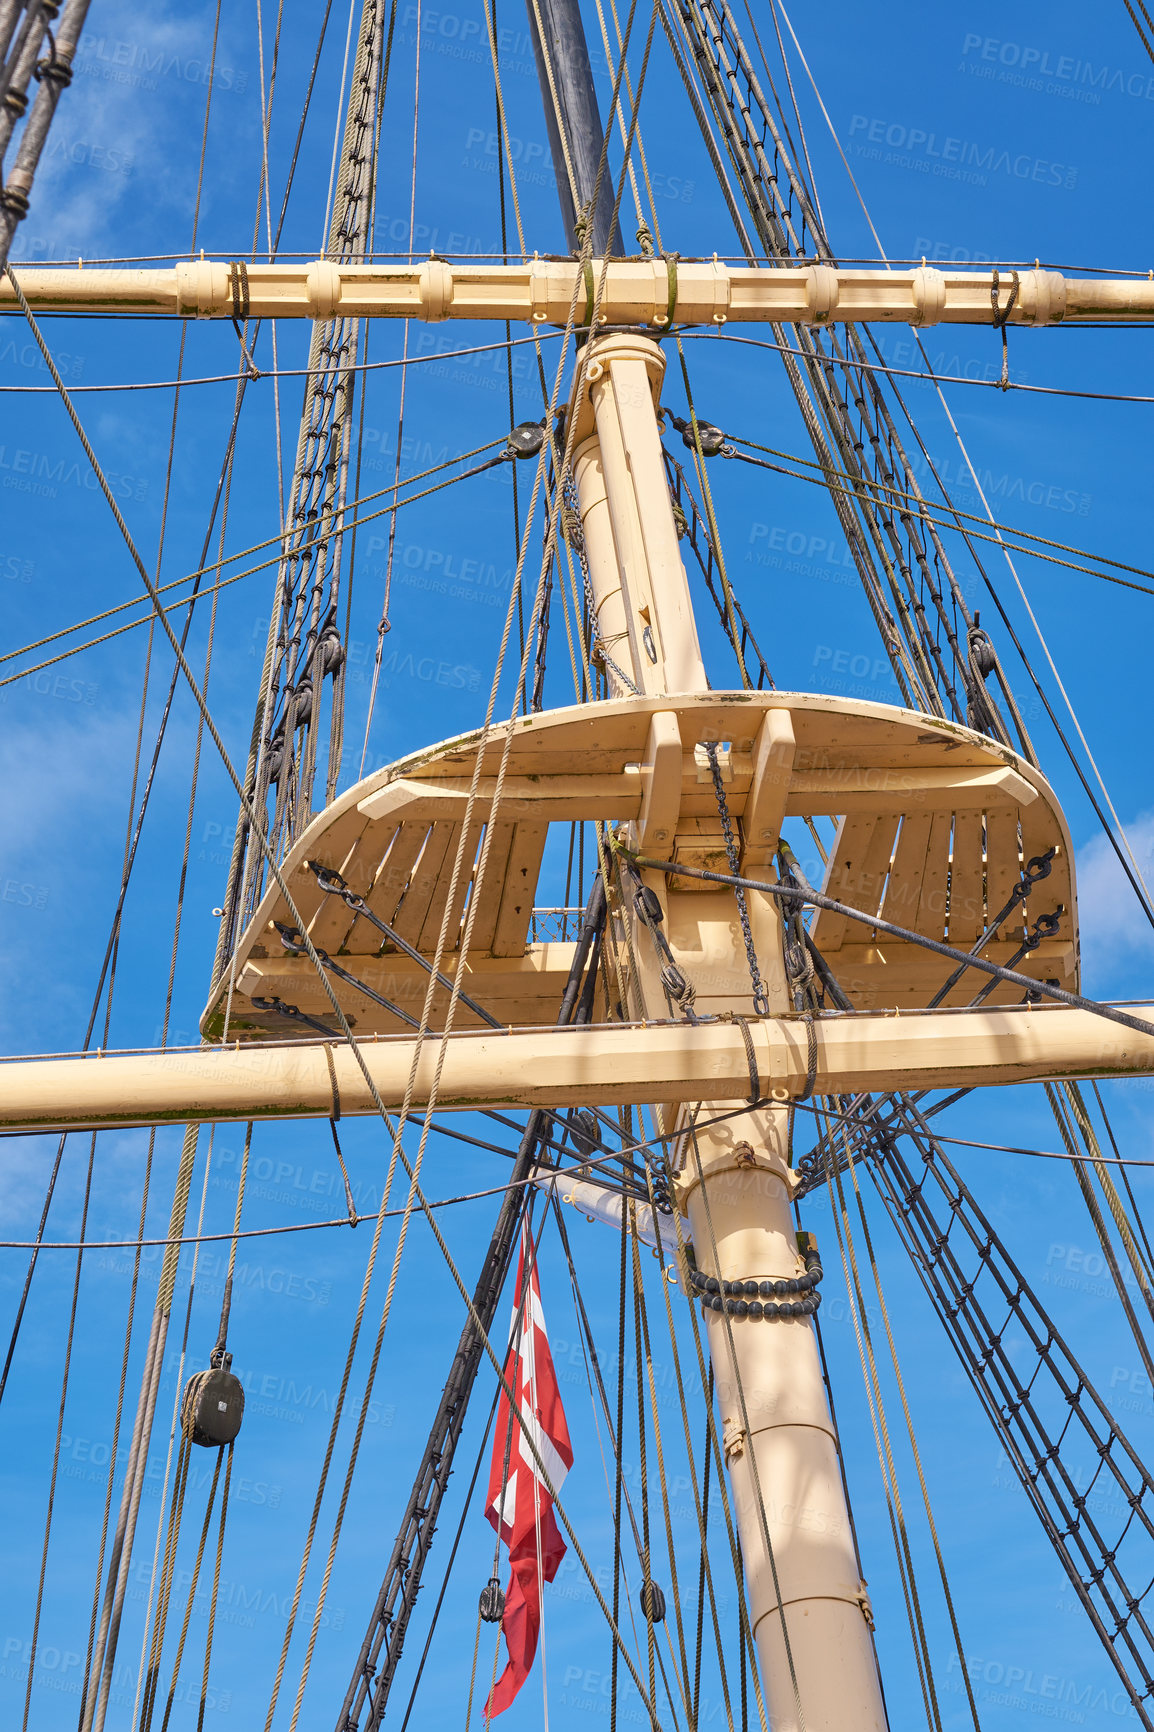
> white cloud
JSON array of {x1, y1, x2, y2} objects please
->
[
  {"x1": 14, "y1": 0, "x2": 253, "y2": 260},
  {"x1": 1074, "y1": 812, "x2": 1154, "y2": 988}
]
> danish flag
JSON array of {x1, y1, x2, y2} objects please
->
[{"x1": 484, "y1": 1222, "x2": 573, "y2": 1718}]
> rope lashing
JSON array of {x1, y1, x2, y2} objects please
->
[
  {"x1": 797, "y1": 1012, "x2": 818, "y2": 1101},
  {"x1": 227, "y1": 259, "x2": 260, "y2": 379},
  {"x1": 228, "y1": 259, "x2": 251, "y2": 322},
  {"x1": 323, "y1": 1042, "x2": 342, "y2": 1121},
  {"x1": 717, "y1": 1011, "x2": 760, "y2": 1102},
  {"x1": 990, "y1": 267, "x2": 1020, "y2": 391},
  {"x1": 661, "y1": 252, "x2": 679, "y2": 327}
]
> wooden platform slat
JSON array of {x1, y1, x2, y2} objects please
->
[
  {"x1": 466, "y1": 821, "x2": 515, "y2": 952},
  {"x1": 336, "y1": 822, "x2": 427, "y2": 953},
  {"x1": 914, "y1": 812, "x2": 954, "y2": 939},
  {"x1": 811, "y1": 816, "x2": 879, "y2": 952},
  {"x1": 283, "y1": 811, "x2": 373, "y2": 947},
  {"x1": 412, "y1": 820, "x2": 464, "y2": 955},
  {"x1": 948, "y1": 811, "x2": 985, "y2": 945},
  {"x1": 855, "y1": 815, "x2": 901, "y2": 930},
  {"x1": 391, "y1": 822, "x2": 457, "y2": 948},
  {"x1": 304, "y1": 819, "x2": 382, "y2": 951},
  {"x1": 301, "y1": 820, "x2": 395, "y2": 956},
  {"x1": 491, "y1": 822, "x2": 548, "y2": 957},
  {"x1": 879, "y1": 813, "x2": 932, "y2": 930},
  {"x1": 984, "y1": 809, "x2": 1021, "y2": 938},
  {"x1": 784, "y1": 763, "x2": 1035, "y2": 814},
  {"x1": 805, "y1": 938, "x2": 1076, "y2": 1011},
  {"x1": 420, "y1": 821, "x2": 484, "y2": 954}
]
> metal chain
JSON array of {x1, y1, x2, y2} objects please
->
[
  {"x1": 561, "y1": 476, "x2": 640, "y2": 695},
  {"x1": 704, "y1": 743, "x2": 769, "y2": 1015}
]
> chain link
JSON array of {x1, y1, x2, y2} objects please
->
[
  {"x1": 561, "y1": 476, "x2": 641, "y2": 695},
  {"x1": 704, "y1": 742, "x2": 770, "y2": 1016}
]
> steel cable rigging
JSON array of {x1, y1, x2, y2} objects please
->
[
  {"x1": 664, "y1": 0, "x2": 999, "y2": 731},
  {"x1": 650, "y1": 44, "x2": 1154, "y2": 1711}
]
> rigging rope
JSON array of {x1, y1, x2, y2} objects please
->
[
  {"x1": 644, "y1": 1114, "x2": 771, "y2": 1732},
  {"x1": 719, "y1": 425, "x2": 1154, "y2": 596},
  {"x1": 824, "y1": 1112, "x2": 942, "y2": 1730},
  {"x1": 747, "y1": 14, "x2": 1154, "y2": 940}
]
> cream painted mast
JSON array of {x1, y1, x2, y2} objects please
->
[{"x1": 568, "y1": 326, "x2": 884, "y2": 1730}]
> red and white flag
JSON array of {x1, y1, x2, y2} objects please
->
[{"x1": 484, "y1": 1222, "x2": 573, "y2": 1719}]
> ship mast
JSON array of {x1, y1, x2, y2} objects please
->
[{"x1": 566, "y1": 319, "x2": 886, "y2": 1727}]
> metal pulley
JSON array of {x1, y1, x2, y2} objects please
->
[
  {"x1": 639, "y1": 1580, "x2": 667, "y2": 1622},
  {"x1": 264, "y1": 722, "x2": 286, "y2": 784},
  {"x1": 667, "y1": 412, "x2": 725, "y2": 456},
  {"x1": 968, "y1": 613, "x2": 997, "y2": 680},
  {"x1": 634, "y1": 884, "x2": 665, "y2": 925},
  {"x1": 316, "y1": 623, "x2": 345, "y2": 677},
  {"x1": 683, "y1": 420, "x2": 724, "y2": 456},
  {"x1": 507, "y1": 419, "x2": 547, "y2": 459},
  {"x1": 570, "y1": 1108, "x2": 600, "y2": 1160},
  {"x1": 478, "y1": 1576, "x2": 506, "y2": 1622},
  {"x1": 292, "y1": 676, "x2": 314, "y2": 727},
  {"x1": 181, "y1": 1359, "x2": 245, "y2": 1448}
]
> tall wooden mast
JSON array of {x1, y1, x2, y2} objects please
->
[{"x1": 566, "y1": 326, "x2": 886, "y2": 1728}]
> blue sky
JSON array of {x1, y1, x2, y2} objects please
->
[{"x1": 3, "y1": 0, "x2": 1154, "y2": 1727}]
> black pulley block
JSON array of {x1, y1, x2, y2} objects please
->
[{"x1": 182, "y1": 1366, "x2": 245, "y2": 1448}]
